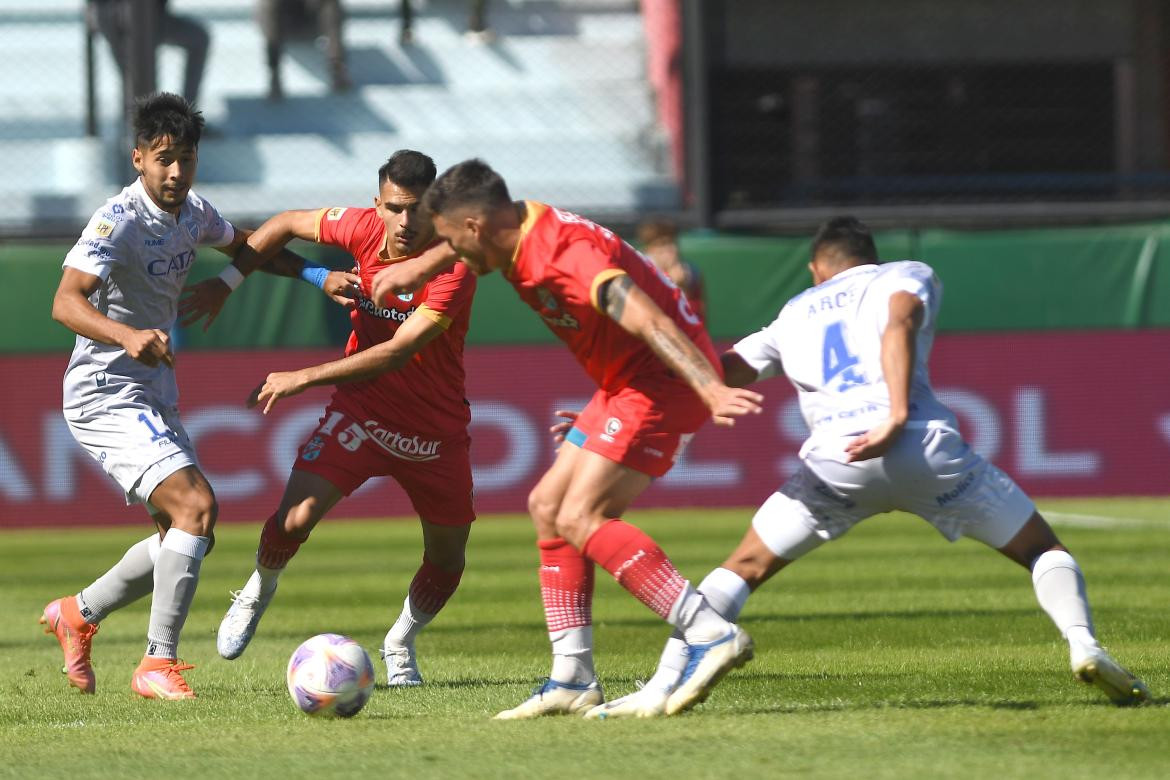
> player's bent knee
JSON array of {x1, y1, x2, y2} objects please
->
[{"x1": 527, "y1": 488, "x2": 559, "y2": 526}]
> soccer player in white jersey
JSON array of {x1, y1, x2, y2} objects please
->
[
  {"x1": 39, "y1": 93, "x2": 350, "y2": 700},
  {"x1": 589, "y1": 216, "x2": 1151, "y2": 718}
]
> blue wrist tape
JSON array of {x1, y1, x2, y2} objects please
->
[{"x1": 300, "y1": 263, "x2": 330, "y2": 289}]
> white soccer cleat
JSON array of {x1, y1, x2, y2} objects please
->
[
  {"x1": 583, "y1": 682, "x2": 668, "y2": 720},
  {"x1": 381, "y1": 642, "x2": 423, "y2": 687},
  {"x1": 665, "y1": 625, "x2": 753, "y2": 716},
  {"x1": 216, "y1": 587, "x2": 276, "y2": 660},
  {"x1": 494, "y1": 678, "x2": 604, "y2": 720},
  {"x1": 1071, "y1": 643, "x2": 1151, "y2": 706}
]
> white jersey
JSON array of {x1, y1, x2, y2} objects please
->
[
  {"x1": 734, "y1": 261, "x2": 956, "y2": 439},
  {"x1": 61, "y1": 178, "x2": 234, "y2": 414}
]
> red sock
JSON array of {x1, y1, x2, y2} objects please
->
[
  {"x1": 582, "y1": 520, "x2": 686, "y2": 620},
  {"x1": 538, "y1": 537, "x2": 594, "y2": 632},
  {"x1": 256, "y1": 513, "x2": 304, "y2": 569},
  {"x1": 408, "y1": 556, "x2": 464, "y2": 615}
]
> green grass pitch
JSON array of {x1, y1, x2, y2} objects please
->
[{"x1": 2, "y1": 498, "x2": 1167, "y2": 779}]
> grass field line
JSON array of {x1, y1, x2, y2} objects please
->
[{"x1": 1041, "y1": 510, "x2": 1164, "y2": 529}]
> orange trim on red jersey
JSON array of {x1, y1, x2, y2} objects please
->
[
  {"x1": 414, "y1": 304, "x2": 452, "y2": 330},
  {"x1": 508, "y1": 201, "x2": 549, "y2": 275},
  {"x1": 589, "y1": 269, "x2": 628, "y2": 313},
  {"x1": 313, "y1": 208, "x2": 328, "y2": 243}
]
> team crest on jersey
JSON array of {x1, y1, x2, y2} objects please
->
[
  {"x1": 326, "y1": 207, "x2": 347, "y2": 221},
  {"x1": 534, "y1": 286, "x2": 579, "y2": 329},
  {"x1": 182, "y1": 219, "x2": 199, "y2": 241},
  {"x1": 536, "y1": 287, "x2": 559, "y2": 310},
  {"x1": 93, "y1": 219, "x2": 115, "y2": 238}
]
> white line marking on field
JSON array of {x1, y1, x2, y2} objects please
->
[{"x1": 1042, "y1": 511, "x2": 1163, "y2": 530}]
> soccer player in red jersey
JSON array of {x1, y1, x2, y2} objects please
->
[
  {"x1": 185, "y1": 150, "x2": 475, "y2": 686},
  {"x1": 423, "y1": 159, "x2": 764, "y2": 718}
]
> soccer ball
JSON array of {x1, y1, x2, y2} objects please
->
[{"x1": 286, "y1": 633, "x2": 376, "y2": 717}]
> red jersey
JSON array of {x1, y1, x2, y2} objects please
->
[
  {"x1": 315, "y1": 206, "x2": 475, "y2": 437},
  {"x1": 507, "y1": 201, "x2": 718, "y2": 393}
]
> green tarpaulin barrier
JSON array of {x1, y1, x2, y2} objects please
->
[{"x1": 3, "y1": 221, "x2": 1168, "y2": 354}]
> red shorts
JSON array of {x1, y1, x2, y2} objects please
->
[
  {"x1": 565, "y1": 382, "x2": 709, "y2": 477},
  {"x1": 293, "y1": 398, "x2": 475, "y2": 526}
]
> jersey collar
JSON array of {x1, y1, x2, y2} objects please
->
[
  {"x1": 507, "y1": 200, "x2": 548, "y2": 277},
  {"x1": 130, "y1": 177, "x2": 190, "y2": 237}
]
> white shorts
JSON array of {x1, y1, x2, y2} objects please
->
[
  {"x1": 754, "y1": 424, "x2": 1035, "y2": 555},
  {"x1": 64, "y1": 399, "x2": 199, "y2": 510}
]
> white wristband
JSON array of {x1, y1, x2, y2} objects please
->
[{"x1": 217, "y1": 264, "x2": 245, "y2": 291}]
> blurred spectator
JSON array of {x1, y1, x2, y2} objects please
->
[
  {"x1": 399, "y1": 0, "x2": 491, "y2": 46},
  {"x1": 637, "y1": 217, "x2": 706, "y2": 322},
  {"x1": 258, "y1": 0, "x2": 351, "y2": 100},
  {"x1": 91, "y1": 0, "x2": 209, "y2": 105}
]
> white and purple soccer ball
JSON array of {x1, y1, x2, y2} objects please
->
[{"x1": 286, "y1": 633, "x2": 375, "y2": 718}]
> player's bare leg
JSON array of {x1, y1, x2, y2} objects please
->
[
  {"x1": 218, "y1": 470, "x2": 342, "y2": 660},
  {"x1": 496, "y1": 443, "x2": 606, "y2": 718},
  {"x1": 564, "y1": 447, "x2": 751, "y2": 717},
  {"x1": 995, "y1": 511, "x2": 1150, "y2": 706},
  {"x1": 382, "y1": 520, "x2": 469, "y2": 686},
  {"x1": 131, "y1": 466, "x2": 216, "y2": 699}
]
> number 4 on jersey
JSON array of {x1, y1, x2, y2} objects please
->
[{"x1": 822, "y1": 322, "x2": 866, "y2": 391}]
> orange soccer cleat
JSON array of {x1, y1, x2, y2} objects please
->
[
  {"x1": 131, "y1": 657, "x2": 197, "y2": 700},
  {"x1": 40, "y1": 596, "x2": 98, "y2": 694}
]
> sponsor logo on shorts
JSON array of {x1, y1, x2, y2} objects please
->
[
  {"x1": 326, "y1": 207, "x2": 347, "y2": 221},
  {"x1": 936, "y1": 470, "x2": 976, "y2": 506},
  {"x1": 363, "y1": 421, "x2": 441, "y2": 461},
  {"x1": 642, "y1": 446, "x2": 664, "y2": 458},
  {"x1": 601, "y1": 416, "x2": 623, "y2": 443}
]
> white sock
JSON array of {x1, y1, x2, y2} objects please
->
[
  {"x1": 669, "y1": 582, "x2": 731, "y2": 645},
  {"x1": 384, "y1": 595, "x2": 435, "y2": 648},
  {"x1": 240, "y1": 564, "x2": 281, "y2": 600},
  {"x1": 698, "y1": 567, "x2": 750, "y2": 622},
  {"x1": 1031, "y1": 550, "x2": 1098, "y2": 648},
  {"x1": 77, "y1": 534, "x2": 160, "y2": 623},
  {"x1": 644, "y1": 635, "x2": 689, "y2": 693},
  {"x1": 146, "y1": 529, "x2": 208, "y2": 659},
  {"x1": 648, "y1": 569, "x2": 751, "y2": 691},
  {"x1": 549, "y1": 625, "x2": 595, "y2": 685}
]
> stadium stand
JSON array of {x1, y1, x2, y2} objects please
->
[{"x1": 0, "y1": 0, "x2": 678, "y2": 236}]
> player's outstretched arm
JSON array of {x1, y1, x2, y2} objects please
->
[
  {"x1": 247, "y1": 310, "x2": 445, "y2": 414},
  {"x1": 844, "y1": 291, "x2": 924, "y2": 462},
  {"x1": 180, "y1": 211, "x2": 360, "y2": 329},
  {"x1": 720, "y1": 350, "x2": 762, "y2": 388},
  {"x1": 52, "y1": 268, "x2": 173, "y2": 368},
  {"x1": 370, "y1": 242, "x2": 459, "y2": 303},
  {"x1": 600, "y1": 274, "x2": 763, "y2": 426}
]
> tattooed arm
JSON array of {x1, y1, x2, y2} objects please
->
[{"x1": 597, "y1": 274, "x2": 763, "y2": 426}]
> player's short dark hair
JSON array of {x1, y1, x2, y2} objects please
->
[
  {"x1": 423, "y1": 158, "x2": 512, "y2": 216},
  {"x1": 378, "y1": 150, "x2": 437, "y2": 191},
  {"x1": 636, "y1": 217, "x2": 679, "y2": 247},
  {"x1": 133, "y1": 92, "x2": 204, "y2": 149},
  {"x1": 811, "y1": 216, "x2": 878, "y2": 264}
]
